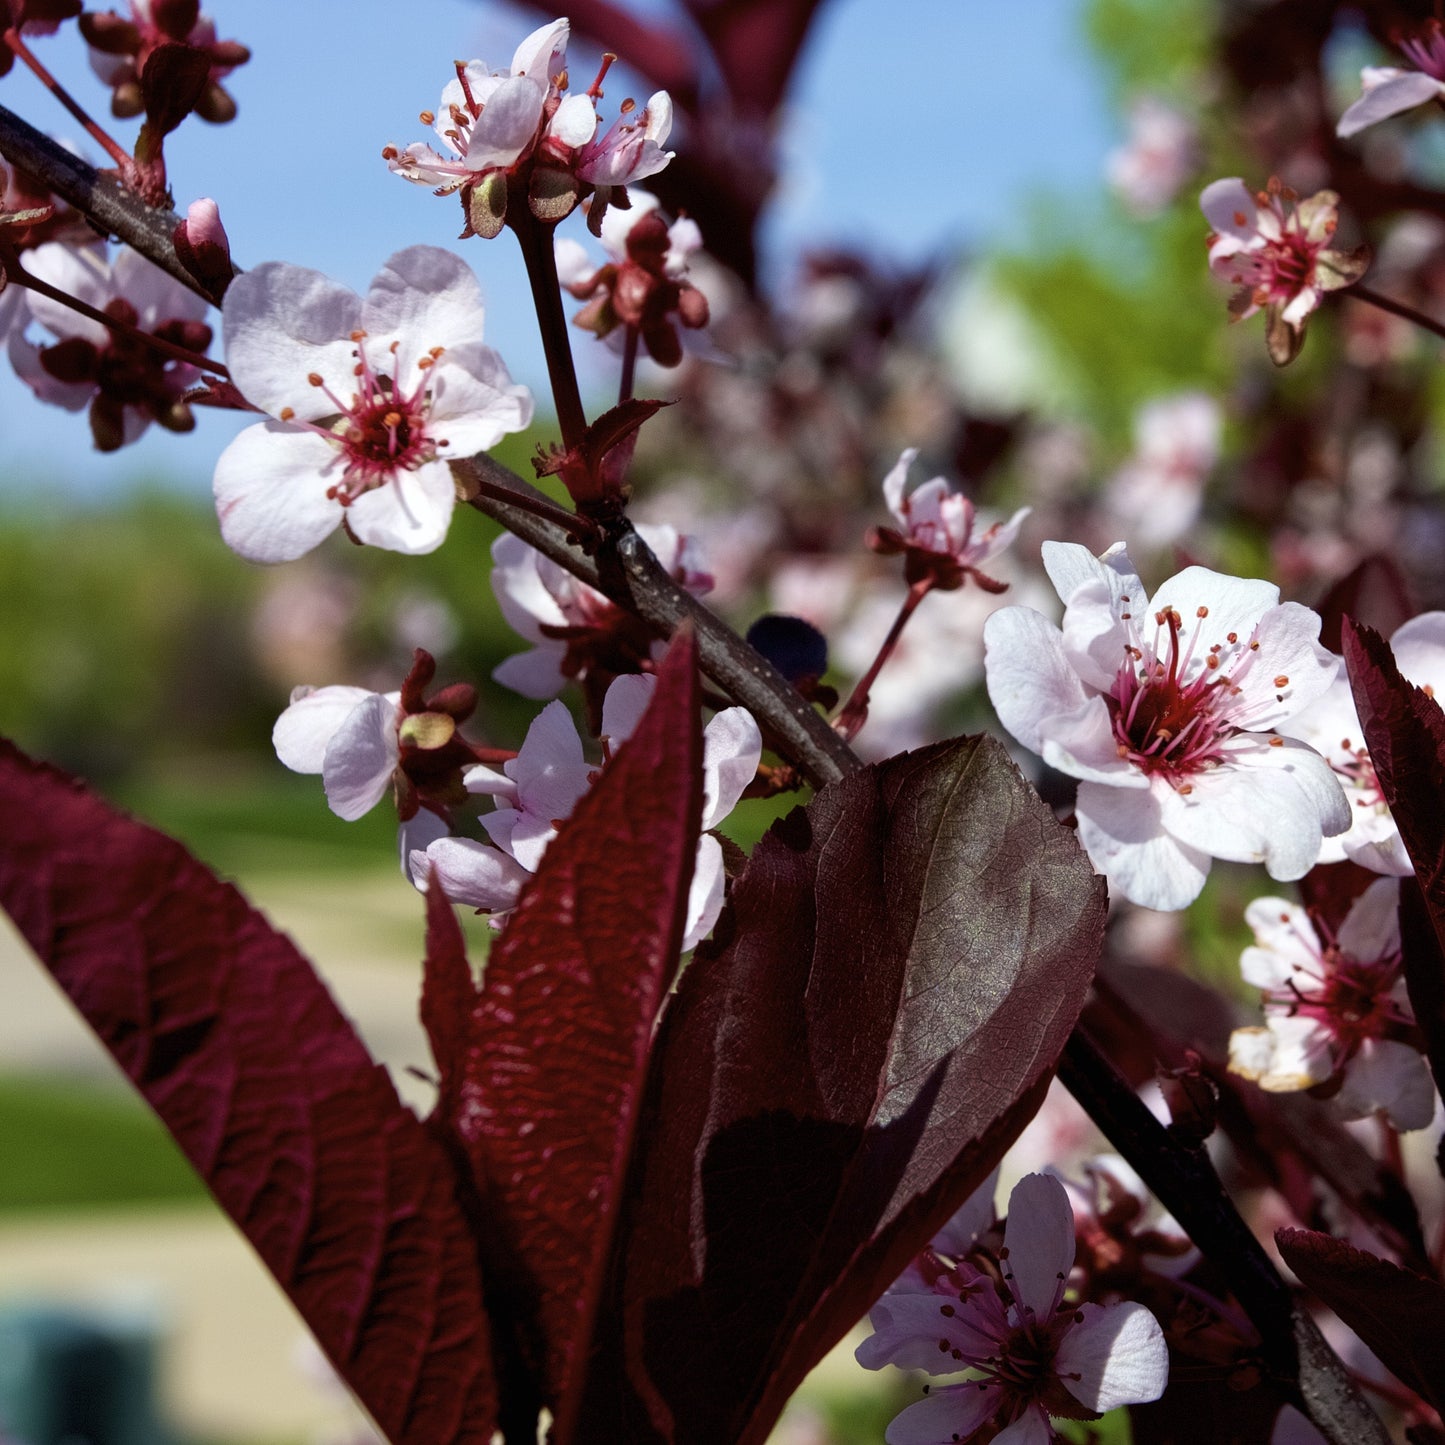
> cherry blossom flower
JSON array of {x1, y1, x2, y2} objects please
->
[
  {"x1": 1107, "y1": 97, "x2": 1199, "y2": 217},
  {"x1": 869, "y1": 446, "x2": 1029, "y2": 591},
  {"x1": 1338, "y1": 21, "x2": 1445, "y2": 138},
  {"x1": 1228, "y1": 878, "x2": 1433, "y2": 1130},
  {"x1": 384, "y1": 19, "x2": 673, "y2": 236},
  {"x1": 1277, "y1": 612, "x2": 1445, "y2": 876},
  {"x1": 555, "y1": 191, "x2": 711, "y2": 365},
  {"x1": 80, "y1": 0, "x2": 250, "y2": 124},
  {"x1": 857, "y1": 1172, "x2": 1168, "y2": 1445},
  {"x1": 417, "y1": 676, "x2": 760, "y2": 949},
  {"x1": 272, "y1": 651, "x2": 500, "y2": 870},
  {"x1": 1103, "y1": 394, "x2": 1221, "y2": 549},
  {"x1": 491, "y1": 525, "x2": 713, "y2": 719},
  {"x1": 213, "y1": 245, "x2": 531, "y2": 562},
  {"x1": 8, "y1": 240, "x2": 212, "y2": 450},
  {"x1": 984, "y1": 543, "x2": 1350, "y2": 911},
  {"x1": 1201, "y1": 178, "x2": 1370, "y2": 365},
  {"x1": 574, "y1": 91, "x2": 674, "y2": 187}
]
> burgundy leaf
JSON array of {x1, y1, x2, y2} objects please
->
[
  {"x1": 682, "y1": 0, "x2": 828, "y2": 117},
  {"x1": 1343, "y1": 620, "x2": 1445, "y2": 1100},
  {"x1": 421, "y1": 882, "x2": 479, "y2": 1128},
  {"x1": 449, "y1": 630, "x2": 704, "y2": 1430},
  {"x1": 1277, "y1": 1227, "x2": 1445, "y2": 1413},
  {"x1": 575, "y1": 734, "x2": 1107, "y2": 1444},
  {"x1": 1314, "y1": 554, "x2": 1414, "y2": 655},
  {"x1": 0, "y1": 740, "x2": 497, "y2": 1444}
]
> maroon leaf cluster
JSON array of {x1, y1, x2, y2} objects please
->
[{"x1": 0, "y1": 631, "x2": 1107, "y2": 1444}]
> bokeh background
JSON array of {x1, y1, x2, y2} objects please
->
[{"x1": 3, "y1": 0, "x2": 1444, "y2": 1440}]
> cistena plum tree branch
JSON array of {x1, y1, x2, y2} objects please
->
[{"x1": 0, "y1": 5, "x2": 1443, "y2": 1444}]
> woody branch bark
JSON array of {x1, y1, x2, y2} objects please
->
[{"x1": 0, "y1": 108, "x2": 1389, "y2": 1445}]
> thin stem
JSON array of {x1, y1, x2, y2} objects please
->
[
  {"x1": 8, "y1": 257, "x2": 229, "y2": 376},
  {"x1": 464, "y1": 470, "x2": 601, "y2": 545},
  {"x1": 3, "y1": 30, "x2": 130, "y2": 170},
  {"x1": 618, "y1": 325, "x2": 639, "y2": 406},
  {"x1": 833, "y1": 577, "x2": 932, "y2": 743},
  {"x1": 1058, "y1": 1029, "x2": 1390, "y2": 1445},
  {"x1": 1351, "y1": 283, "x2": 1445, "y2": 344},
  {"x1": 512, "y1": 210, "x2": 588, "y2": 452}
]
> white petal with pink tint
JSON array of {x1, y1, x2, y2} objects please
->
[
  {"x1": 1055, "y1": 1301, "x2": 1168, "y2": 1411},
  {"x1": 273, "y1": 685, "x2": 381, "y2": 773}
]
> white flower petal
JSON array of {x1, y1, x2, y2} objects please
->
[
  {"x1": 984, "y1": 607, "x2": 1092, "y2": 757},
  {"x1": 1338, "y1": 69, "x2": 1445, "y2": 137},
  {"x1": 1158, "y1": 738, "x2": 1348, "y2": 879},
  {"x1": 213, "y1": 424, "x2": 343, "y2": 563},
  {"x1": 273, "y1": 686, "x2": 378, "y2": 773},
  {"x1": 601, "y1": 674, "x2": 654, "y2": 745},
  {"x1": 493, "y1": 645, "x2": 568, "y2": 699},
  {"x1": 1075, "y1": 779, "x2": 1212, "y2": 911},
  {"x1": 364, "y1": 245, "x2": 489, "y2": 373},
  {"x1": 1001, "y1": 1173, "x2": 1076, "y2": 1319},
  {"x1": 682, "y1": 833, "x2": 726, "y2": 951},
  {"x1": 222, "y1": 261, "x2": 362, "y2": 420},
  {"x1": 424, "y1": 836, "x2": 531, "y2": 913},
  {"x1": 884, "y1": 1382, "x2": 1002, "y2": 1445},
  {"x1": 701, "y1": 707, "x2": 763, "y2": 828},
  {"x1": 400, "y1": 806, "x2": 449, "y2": 884},
  {"x1": 1336, "y1": 876, "x2": 1401, "y2": 960},
  {"x1": 1056, "y1": 1300, "x2": 1169, "y2": 1411},
  {"x1": 321, "y1": 692, "x2": 399, "y2": 821},
  {"x1": 1200, "y1": 177, "x2": 1260, "y2": 241},
  {"x1": 345, "y1": 458, "x2": 455, "y2": 555}
]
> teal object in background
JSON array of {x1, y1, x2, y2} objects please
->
[{"x1": 0, "y1": 1305, "x2": 173, "y2": 1445}]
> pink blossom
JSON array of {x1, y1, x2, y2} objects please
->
[
  {"x1": 1338, "y1": 22, "x2": 1445, "y2": 138},
  {"x1": 857, "y1": 1173, "x2": 1168, "y2": 1445},
  {"x1": 1228, "y1": 878, "x2": 1434, "y2": 1130},
  {"x1": 1202, "y1": 178, "x2": 1370, "y2": 364},
  {"x1": 416, "y1": 677, "x2": 760, "y2": 949},
  {"x1": 491, "y1": 525, "x2": 713, "y2": 706},
  {"x1": 8, "y1": 240, "x2": 212, "y2": 450},
  {"x1": 213, "y1": 246, "x2": 531, "y2": 562},
  {"x1": 984, "y1": 543, "x2": 1350, "y2": 911},
  {"x1": 871, "y1": 447, "x2": 1030, "y2": 591},
  {"x1": 1107, "y1": 97, "x2": 1199, "y2": 217},
  {"x1": 1104, "y1": 393, "x2": 1221, "y2": 549},
  {"x1": 1277, "y1": 612, "x2": 1445, "y2": 876},
  {"x1": 574, "y1": 91, "x2": 674, "y2": 187}
]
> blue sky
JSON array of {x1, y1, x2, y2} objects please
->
[{"x1": 0, "y1": 0, "x2": 1113, "y2": 497}]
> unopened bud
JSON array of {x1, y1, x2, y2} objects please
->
[
  {"x1": 173, "y1": 197, "x2": 233, "y2": 294},
  {"x1": 195, "y1": 81, "x2": 238, "y2": 125},
  {"x1": 156, "y1": 397, "x2": 196, "y2": 433}
]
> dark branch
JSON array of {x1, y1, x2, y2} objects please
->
[
  {"x1": 0, "y1": 102, "x2": 233, "y2": 306},
  {"x1": 1057, "y1": 1029, "x2": 1390, "y2": 1445}
]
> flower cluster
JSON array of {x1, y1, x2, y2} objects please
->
[
  {"x1": 857, "y1": 1172, "x2": 1168, "y2": 1444},
  {"x1": 984, "y1": 543, "x2": 1349, "y2": 910},
  {"x1": 8, "y1": 240, "x2": 212, "y2": 450},
  {"x1": 555, "y1": 191, "x2": 710, "y2": 365},
  {"x1": 1229, "y1": 878, "x2": 1432, "y2": 1130},
  {"x1": 416, "y1": 672, "x2": 761, "y2": 950},
  {"x1": 384, "y1": 18, "x2": 673, "y2": 238}
]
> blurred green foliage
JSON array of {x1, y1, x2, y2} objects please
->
[{"x1": 0, "y1": 1075, "x2": 206, "y2": 1215}]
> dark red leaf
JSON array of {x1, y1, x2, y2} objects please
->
[
  {"x1": 1277, "y1": 1227, "x2": 1445, "y2": 1413},
  {"x1": 682, "y1": 0, "x2": 827, "y2": 116},
  {"x1": 448, "y1": 630, "x2": 704, "y2": 1431},
  {"x1": 575, "y1": 734, "x2": 1107, "y2": 1444},
  {"x1": 1343, "y1": 620, "x2": 1445, "y2": 1100},
  {"x1": 421, "y1": 882, "x2": 479, "y2": 1127},
  {"x1": 0, "y1": 740, "x2": 497, "y2": 1444},
  {"x1": 1314, "y1": 554, "x2": 1414, "y2": 655}
]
